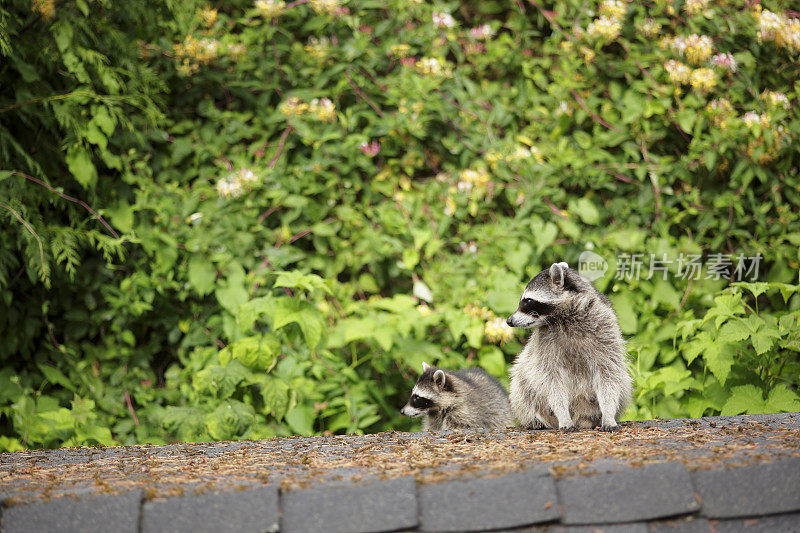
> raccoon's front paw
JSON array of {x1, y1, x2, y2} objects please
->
[
  {"x1": 558, "y1": 426, "x2": 578, "y2": 433},
  {"x1": 527, "y1": 421, "x2": 546, "y2": 430},
  {"x1": 599, "y1": 424, "x2": 619, "y2": 432}
]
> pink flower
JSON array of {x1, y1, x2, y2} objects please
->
[
  {"x1": 360, "y1": 140, "x2": 380, "y2": 157},
  {"x1": 400, "y1": 57, "x2": 417, "y2": 67},
  {"x1": 470, "y1": 24, "x2": 493, "y2": 39},
  {"x1": 711, "y1": 52, "x2": 737, "y2": 72},
  {"x1": 432, "y1": 11, "x2": 456, "y2": 28}
]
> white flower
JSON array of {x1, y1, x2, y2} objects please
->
[
  {"x1": 432, "y1": 11, "x2": 456, "y2": 28},
  {"x1": 711, "y1": 52, "x2": 737, "y2": 72},
  {"x1": 470, "y1": 24, "x2": 493, "y2": 39}
]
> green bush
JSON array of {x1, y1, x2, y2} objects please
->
[{"x1": 1, "y1": 0, "x2": 799, "y2": 450}]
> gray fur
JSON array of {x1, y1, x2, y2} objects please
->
[
  {"x1": 400, "y1": 363, "x2": 513, "y2": 430},
  {"x1": 507, "y1": 262, "x2": 632, "y2": 431}
]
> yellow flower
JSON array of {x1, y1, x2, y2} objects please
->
[
  {"x1": 598, "y1": 0, "x2": 626, "y2": 20},
  {"x1": 391, "y1": 44, "x2": 411, "y2": 58},
  {"x1": 457, "y1": 169, "x2": 490, "y2": 193},
  {"x1": 416, "y1": 304, "x2": 433, "y2": 316},
  {"x1": 444, "y1": 197, "x2": 456, "y2": 216},
  {"x1": 254, "y1": 0, "x2": 285, "y2": 19},
  {"x1": 199, "y1": 7, "x2": 218, "y2": 26},
  {"x1": 705, "y1": 99, "x2": 734, "y2": 128},
  {"x1": 32, "y1": 0, "x2": 55, "y2": 19},
  {"x1": 465, "y1": 304, "x2": 494, "y2": 321},
  {"x1": 309, "y1": 98, "x2": 336, "y2": 122},
  {"x1": 777, "y1": 18, "x2": 800, "y2": 53},
  {"x1": 743, "y1": 111, "x2": 770, "y2": 129},
  {"x1": 415, "y1": 57, "x2": 451, "y2": 77},
  {"x1": 174, "y1": 35, "x2": 221, "y2": 64},
  {"x1": 637, "y1": 19, "x2": 662, "y2": 38},
  {"x1": 529, "y1": 146, "x2": 545, "y2": 164},
  {"x1": 484, "y1": 317, "x2": 514, "y2": 345},
  {"x1": 280, "y1": 97, "x2": 309, "y2": 116},
  {"x1": 216, "y1": 176, "x2": 243, "y2": 199},
  {"x1": 683, "y1": 0, "x2": 710, "y2": 17},
  {"x1": 690, "y1": 68, "x2": 716, "y2": 92},
  {"x1": 668, "y1": 34, "x2": 713, "y2": 65},
  {"x1": 310, "y1": 0, "x2": 343, "y2": 16},
  {"x1": 761, "y1": 90, "x2": 790, "y2": 109},
  {"x1": 586, "y1": 16, "x2": 622, "y2": 42},
  {"x1": 664, "y1": 60, "x2": 691, "y2": 84},
  {"x1": 580, "y1": 46, "x2": 596, "y2": 63},
  {"x1": 227, "y1": 44, "x2": 247, "y2": 60},
  {"x1": 304, "y1": 37, "x2": 331, "y2": 60}
]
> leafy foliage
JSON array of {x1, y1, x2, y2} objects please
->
[{"x1": 1, "y1": 0, "x2": 799, "y2": 450}]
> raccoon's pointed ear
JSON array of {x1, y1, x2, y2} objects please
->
[
  {"x1": 422, "y1": 362, "x2": 431, "y2": 372},
  {"x1": 550, "y1": 262, "x2": 565, "y2": 286},
  {"x1": 433, "y1": 369, "x2": 446, "y2": 390},
  {"x1": 557, "y1": 261, "x2": 569, "y2": 270}
]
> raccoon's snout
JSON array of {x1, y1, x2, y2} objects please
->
[{"x1": 506, "y1": 317, "x2": 514, "y2": 327}]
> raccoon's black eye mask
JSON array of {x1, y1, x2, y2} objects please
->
[
  {"x1": 410, "y1": 394, "x2": 433, "y2": 409},
  {"x1": 520, "y1": 298, "x2": 555, "y2": 317}
]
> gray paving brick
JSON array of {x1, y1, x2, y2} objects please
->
[
  {"x1": 418, "y1": 467, "x2": 557, "y2": 532},
  {"x1": 504, "y1": 523, "x2": 648, "y2": 532},
  {"x1": 557, "y1": 462, "x2": 699, "y2": 524},
  {"x1": 0, "y1": 490, "x2": 141, "y2": 533},
  {"x1": 692, "y1": 458, "x2": 800, "y2": 518},
  {"x1": 710, "y1": 512, "x2": 800, "y2": 532},
  {"x1": 141, "y1": 485, "x2": 278, "y2": 533},
  {"x1": 281, "y1": 475, "x2": 417, "y2": 533},
  {"x1": 648, "y1": 516, "x2": 711, "y2": 532}
]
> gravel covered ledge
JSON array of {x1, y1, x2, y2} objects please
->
[{"x1": 1, "y1": 413, "x2": 799, "y2": 533}]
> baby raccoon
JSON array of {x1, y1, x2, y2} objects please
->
[
  {"x1": 400, "y1": 362, "x2": 513, "y2": 430},
  {"x1": 507, "y1": 262, "x2": 632, "y2": 432}
]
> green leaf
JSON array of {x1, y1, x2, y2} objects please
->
[
  {"x1": 273, "y1": 271, "x2": 331, "y2": 295},
  {"x1": 54, "y1": 22, "x2": 74, "y2": 52},
  {"x1": 568, "y1": 197, "x2": 601, "y2": 225},
  {"x1": 193, "y1": 361, "x2": 251, "y2": 399},
  {"x1": 503, "y1": 241, "x2": 533, "y2": 275},
  {"x1": 37, "y1": 364, "x2": 75, "y2": 392},
  {"x1": 676, "y1": 109, "x2": 696, "y2": 133},
  {"x1": 478, "y1": 347, "x2": 507, "y2": 379},
  {"x1": 219, "y1": 334, "x2": 280, "y2": 371},
  {"x1": 205, "y1": 400, "x2": 255, "y2": 440},
  {"x1": 721, "y1": 385, "x2": 765, "y2": 416},
  {"x1": 611, "y1": 293, "x2": 638, "y2": 334},
  {"x1": 285, "y1": 404, "x2": 315, "y2": 436},
  {"x1": 188, "y1": 256, "x2": 217, "y2": 296},
  {"x1": 704, "y1": 342, "x2": 735, "y2": 385},
  {"x1": 270, "y1": 297, "x2": 325, "y2": 348},
  {"x1": 65, "y1": 146, "x2": 97, "y2": 188},
  {"x1": 216, "y1": 264, "x2": 248, "y2": 313},
  {"x1": 717, "y1": 320, "x2": 749, "y2": 343},
  {"x1": 764, "y1": 386, "x2": 800, "y2": 413},
  {"x1": 258, "y1": 377, "x2": 290, "y2": 420},
  {"x1": 531, "y1": 220, "x2": 558, "y2": 254}
]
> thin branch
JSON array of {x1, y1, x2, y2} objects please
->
[
  {"x1": 269, "y1": 126, "x2": 293, "y2": 169},
  {"x1": 571, "y1": 90, "x2": 621, "y2": 133},
  {"x1": 640, "y1": 142, "x2": 661, "y2": 222},
  {"x1": 526, "y1": 0, "x2": 564, "y2": 33},
  {"x1": 11, "y1": 171, "x2": 119, "y2": 238},
  {"x1": 0, "y1": 89, "x2": 92, "y2": 114},
  {"x1": 124, "y1": 390, "x2": 140, "y2": 427},
  {"x1": 345, "y1": 72, "x2": 385, "y2": 118},
  {"x1": 1, "y1": 202, "x2": 45, "y2": 269},
  {"x1": 357, "y1": 66, "x2": 387, "y2": 91},
  {"x1": 541, "y1": 196, "x2": 566, "y2": 218}
]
